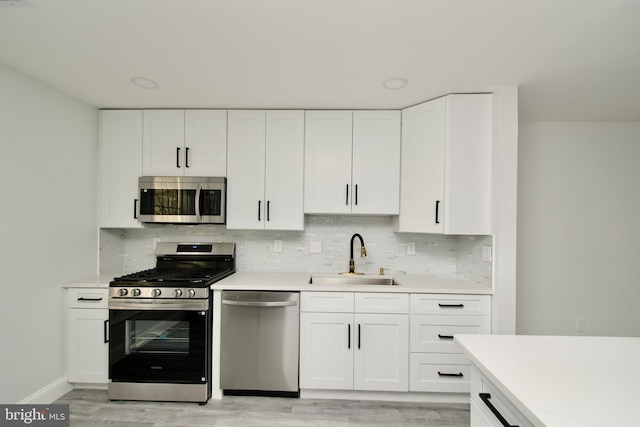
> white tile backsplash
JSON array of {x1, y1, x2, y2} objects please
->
[{"x1": 100, "y1": 216, "x2": 492, "y2": 287}]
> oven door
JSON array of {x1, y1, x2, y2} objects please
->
[{"x1": 109, "y1": 301, "x2": 210, "y2": 384}]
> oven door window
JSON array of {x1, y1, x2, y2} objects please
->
[{"x1": 109, "y1": 309, "x2": 209, "y2": 383}]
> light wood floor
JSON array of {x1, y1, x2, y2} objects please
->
[{"x1": 55, "y1": 389, "x2": 470, "y2": 426}]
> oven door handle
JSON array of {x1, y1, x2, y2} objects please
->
[
  {"x1": 222, "y1": 300, "x2": 298, "y2": 308},
  {"x1": 109, "y1": 300, "x2": 209, "y2": 311}
]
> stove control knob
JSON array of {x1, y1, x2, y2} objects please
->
[
  {"x1": 188, "y1": 289, "x2": 196, "y2": 298},
  {"x1": 118, "y1": 288, "x2": 128, "y2": 297},
  {"x1": 152, "y1": 289, "x2": 162, "y2": 297},
  {"x1": 174, "y1": 289, "x2": 183, "y2": 298},
  {"x1": 131, "y1": 288, "x2": 141, "y2": 297}
]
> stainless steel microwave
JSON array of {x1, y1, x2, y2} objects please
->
[{"x1": 137, "y1": 176, "x2": 226, "y2": 224}]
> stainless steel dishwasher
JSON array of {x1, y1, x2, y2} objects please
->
[{"x1": 220, "y1": 291, "x2": 300, "y2": 397}]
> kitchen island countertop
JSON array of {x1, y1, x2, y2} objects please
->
[{"x1": 455, "y1": 334, "x2": 640, "y2": 427}]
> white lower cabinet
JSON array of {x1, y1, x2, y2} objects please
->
[
  {"x1": 470, "y1": 366, "x2": 533, "y2": 427},
  {"x1": 299, "y1": 292, "x2": 409, "y2": 392},
  {"x1": 66, "y1": 288, "x2": 109, "y2": 384},
  {"x1": 409, "y1": 294, "x2": 490, "y2": 393}
]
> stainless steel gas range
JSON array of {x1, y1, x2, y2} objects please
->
[{"x1": 107, "y1": 242, "x2": 235, "y2": 404}]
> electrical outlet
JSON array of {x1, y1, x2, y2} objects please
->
[
  {"x1": 274, "y1": 240, "x2": 282, "y2": 253},
  {"x1": 407, "y1": 242, "x2": 416, "y2": 256},
  {"x1": 576, "y1": 318, "x2": 586, "y2": 333},
  {"x1": 482, "y1": 246, "x2": 492, "y2": 262},
  {"x1": 310, "y1": 241, "x2": 322, "y2": 254}
]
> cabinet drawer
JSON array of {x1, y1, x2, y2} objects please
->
[
  {"x1": 472, "y1": 369, "x2": 534, "y2": 427},
  {"x1": 67, "y1": 288, "x2": 109, "y2": 309},
  {"x1": 410, "y1": 315, "x2": 490, "y2": 353},
  {"x1": 410, "y1": 294, "x2": 490, "y2": 316},
  {"x1": 409, "y1": 353, "x2": 470, "y2": 393},
  {"x1": 354, "y1": 293, "x2": 408, "y2": 314},
  {"x1": 301, "y1": 292, "x2": 354, "y2": 313}
]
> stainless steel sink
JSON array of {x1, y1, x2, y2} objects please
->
[{"x1": 309, "y1": 275, "x2": 397, "y2": 286}]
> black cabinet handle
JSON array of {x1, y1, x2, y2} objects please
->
[
  {"x1": 104, "y1": 320, "x2": 109, "y2": 344},
  {"x1": 358, "y1": 324, "x2": 361, "y2": 349},
  {"x1": 479, "y1": 393, "x2": 519, "y2": 427},
  {"x1": 438, "y1": 334, "x2": 455, "y2": 340},
  {"x1": 258, "y1": 200, "x2": 262, "y2": 221},
  {"x1": 176, "y1": 147, "x2": 181, "y2": 168},
  {"x1": 77, "y1": 297, "x2": 103, "y2": 302},
  {"x1": 133, "y1": 199, "x2": 138, "y2": 219},
  {"x1": 185, "y1": 147, "x2": 190, "y2": 168},
  {"x1": 267, "y1": 201, "x2": 270, "y2": 221},
  {"x1": 346, "y1": 184, "x2": 349, "y2": 205},
  {"x1": 438, "y1": 371, "x2": 463, "y2": 377},
  {"x1": 348, "y1": 324, "x2": 351, "y2": 349},
  {"x1": 435, "y1": 200, "x2": 440, "y2": 224},
  {"x1": 439, "y1": 303, "x2": 464, "y2": 308},
  {"x1": 355, "y1": 184, "x2": 358, "y2": 205}
]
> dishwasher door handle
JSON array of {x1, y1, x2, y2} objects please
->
[{"x1": 222, "y1": 300, "x2": 298, "y2": 308}]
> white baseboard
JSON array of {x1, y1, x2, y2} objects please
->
[
  {"x1": 300, "y1": 389, "x2": 470, "y2": 404},
  {"x1": 18, "y1": 376, "x2": 74, "y2": 404}
]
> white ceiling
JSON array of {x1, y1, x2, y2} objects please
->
[{"x1": 1, "y1": 0, "x2": 639, "y2": 121}]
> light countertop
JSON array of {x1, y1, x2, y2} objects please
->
[
  {"x1": 61, "y1": 271, "x2": 127, "y2": 288},
  {"x1": 211, "y1": 271, "x2": 491, "y2": 294},
  {"x1": 455, "y1": 334, "x2": 640, "y2": 427},
  {"x1": 62, "y1": 270, "x2": 491, "y2": 295}
]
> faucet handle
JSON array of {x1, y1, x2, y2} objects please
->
[{"x1": 379, "y1": 267, "x2": 389, "y2": 276}]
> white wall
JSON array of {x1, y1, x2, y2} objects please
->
[
  {"x1": 517, "y1": 122, "x2": 640, "y2": 336},
  {"x1": 0, "y1": 63, "x2": 99, "y2": 403}
]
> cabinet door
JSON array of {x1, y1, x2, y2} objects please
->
[
  {"x1": 398, "y1": 98, "x2": 446, "y2": 233},
  {"x1": 264, "y1": 111, "x2": 305, "y2": 230},
  {"x1": 304, "y1": 111, "x2": 353, "y2": 214},
  {"x1": 142, "y1": 110, "x2": 185, "y2": 175},
  {"x1": 67, "y1": 308, "x2": 108, "y2": 383},
  {"x1": 443, "y1": 94, "x2": 492, "y2": 235},
  {"x1": 184, "y1": 110, "x2": 227, "y2": 177},
  {"x1": 299, "y1": 312, "x2": 353, "y2": 390},
  {"x1": 99, "y1": 110, "x2": 143, "y2": 228},
  {"x1": 351, "y1": 111, "x2": 401, "y2": 214},
  {"x1": 226, "y1": 110, "x2": 267, "y2": 229},
  {"x1": 353, "y1": 313, "x2": 409, "y2": 391}
]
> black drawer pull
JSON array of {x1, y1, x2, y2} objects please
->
[
  {"x1": 438, "y1": 334, "x2": 454, "y2": 340},
  {"x1": 479, "y1": 393, "x2": 519, "y2": 427},
  {"x1": 104, "y1": 320, "x2": 109, "y2": 343},
  {"x1": 438, "y1": 371, "x2": 463, "y2": 377},
  {"x1": 77, "y1": 297, "x2": 103, "y2": 302},
  {"x1": 438, "y1": 303, "x2": 464, "y2": 308},
  {"x1": 435, "y1": 200, "x2": 440, "y2": 224}
]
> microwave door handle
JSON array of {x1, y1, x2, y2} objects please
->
[{"x1": 195, "y1": 185, "x2": 202, "y2": 221}]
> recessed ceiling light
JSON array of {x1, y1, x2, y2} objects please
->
[
  {"x1": 130, "y1": 76, "x2": 159, "y2": 89},
  {"x1": 382, "y1": 77, "x2": 409, "y2": 90}
]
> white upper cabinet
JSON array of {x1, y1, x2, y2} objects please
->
[
  {"x1": 99, "y1": 110, "x2": 143, "y2": 228},
  {"x1": 142, "y1": 110, "x2": 227, "y2": 177},
  {"x1": 397, "y1": 94, "x2": 492, "y2": 235},
  {"x1": 304, "y1": 110, "x2": 401, "y2": 215},
  {"x1": 227, "y1": 110, "x2": 304, "y2": 230},
  {"x1": 352, "y1": 111, "x2": 401, "y2": 214}
]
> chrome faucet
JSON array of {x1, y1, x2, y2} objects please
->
[{"x1": 347, "y1": 233, "x2": 367, "y2": 274}]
